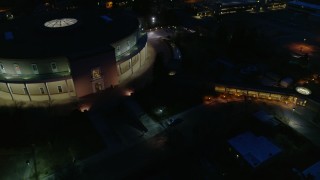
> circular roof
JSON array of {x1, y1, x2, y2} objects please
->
[
  {"x1": 0, "y1": 8, "x2": 139, "y2": 59},
  {"x1": 44, "y1": 18, "x2": 78, "y2": 28},
  {"x1": 295, "y1": 86, "x2": 312, "y2": 95}
]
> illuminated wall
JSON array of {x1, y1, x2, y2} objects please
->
[
  {"x1": 0, "y1": 78, "x2": 76, "y2": 102},
  {"x1": 69, "y1": 51, "x2": 118, "y2": 97},
  {"x1": 0, "y1": 56, "x2": 76, "y2": 102},
  {"x1": 0, "y1": 24, "x2": 148, "y2": 104},
  {"x1": 118, "y1": 44, "x2": 147, "y2": 83},
  {"x1": 111, "y1": 30, "x2": 138, "y2": 58},
  {"x1": 0, "y1": 57, "x2": 70, "y2": 79}
]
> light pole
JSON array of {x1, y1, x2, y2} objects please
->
[
  {"x1": 151, "y1": 16, "x2": 156, "y2": 28},
  {"x1": 31, "y1": 144, "x2": 39, "y2": 180}
]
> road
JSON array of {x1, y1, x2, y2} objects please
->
[{"x1": 255, "y1": 99, "x2": 320, "y2": 147}]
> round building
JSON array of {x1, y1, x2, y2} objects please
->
[{"x1": 0, "y1": 8, "x2": 148, "y2": 103}]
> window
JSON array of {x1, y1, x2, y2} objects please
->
[
  {"x1": 127, "y1": 41, "x2": 130, "y2": 50},
  {"x1": 116, "y1": 46, "x2": 120, "y2": 55},
  {"x1": 44, "y1": 18, "x2": 78, "y2": 28},
  {"x1": 51, "y1": 62, "x2": 57, "y2": 72},
  {"x1": 40, "y1": 87, "x2": 45, "y2": 94},
  {"x1": 0, "y1": 63, "x2": 5, "y2": 73},
  {"x1": 23, "y1": 87, "x2": 28, "y2": 95},
  {"x1": 32, "y1": 64, "x2": 39, "y2": 74},
  {"x1": 95, "y1": 83, "x2": 103, "y2": 92},
  {"x1": 13, "y1": 64, "x2": 21, "y2": 75},
  {"x1": 91, "y1": 67, "x2": 102, "y2": 80},
  {"x1": 57, "y1": 86, "x2": 63, "y2": 93}
]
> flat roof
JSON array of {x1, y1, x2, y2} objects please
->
[
  {"x1": 303, "y1": 161, "x2": 320, "y2": 179},
  {"x1": 228, "y1": 132, "x2": 282, "y2": 168},
  {"x1": 288, "y1": 1, "x2": 320, "y2": 11},
  {"x1": 0, "y1": 8, "x2": 139, "y2": 59},
  {"x1": 221, "y1": 1, "x2": 257, "y2": 7}
]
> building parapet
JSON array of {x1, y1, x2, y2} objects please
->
[
  {"x1": 116, "y1": 32, "x2": 147, "y2": 62},
  {"x1": 0, "y1": 71, "x2": 71, "y2": 83}
]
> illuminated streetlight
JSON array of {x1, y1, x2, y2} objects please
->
[
  {"x1": 151, "y1": 16, "x2": 156, "y2": 24},
  {"x1": 295, "y1": 86, "x2": 311, "y2": 95},
  {"x1": 168, "y1": 71, "x2": 176, "y2": 76},
  {"x1": 124, "y1": 89, "x2": 134, "y2": 96},
  {"x1": 79, "y1": 103, "x2": 91, "y2": 112}
]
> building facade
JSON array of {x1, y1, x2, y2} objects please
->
[{"x1": 0, "y1": 8, "x2": 148, "y2": 103}]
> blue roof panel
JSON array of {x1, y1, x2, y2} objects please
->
[
  {"x1": 4, "y1": 31, "x2": 14, "y2": 41},
  {"x1": 228, "y1": 132, "x2": 282, "y2": 168},
  {"x1": 101, "y1": 15, "x2": 113, "y2": 23}
]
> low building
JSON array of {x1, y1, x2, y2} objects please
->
[
  {"x1": 214, "y1": 83, "x2": 309, "y2": 106},
  {"x1": 228, "y1": 131, "x2": 282, "y2": 168}
]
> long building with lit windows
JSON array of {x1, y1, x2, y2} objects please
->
[
  {"x1": 0, "y1": 8, "x2": 148, "y2": 103},
  {"x1": 214, "y1": 83, "x2": 310, "y2": 106}
]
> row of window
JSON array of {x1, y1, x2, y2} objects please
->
[
  {"x1": 0, "y1": 62, "x2": 58, "y2": 75},
  {"x1": 215, "y1": 85, "x2": 307, "y2": 106},
  {"x1": 20, "y1": 86, "x2": 63, "y2": 95},
  {"x1": 116, "y1": 40, "x2": 131, "y2": 55}
]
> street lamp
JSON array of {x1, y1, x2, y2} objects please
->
[{"x1": 151, "y1": 16, "x2": 156, "y2": 24}]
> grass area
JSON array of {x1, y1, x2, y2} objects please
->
[
  {"x1": 0, "y1": 104, "x2": 104, "y2": 179},
  {"x1": 37, "y1": 110, "x2": 104, "y2": 178}
]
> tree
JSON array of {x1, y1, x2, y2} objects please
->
[
  {"x1": 132, "y1": 0, "x2": 152, "y2": 16},
  {"x1": 214, "y1": 24, "x2": 230, "y2": 55},
  {"x1": 153, "y1": 52, "x2": 166, "y2": 83}
]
